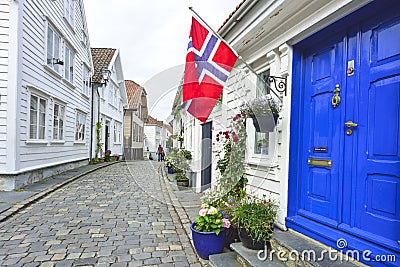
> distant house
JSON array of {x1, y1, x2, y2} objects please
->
[
  {"x1": 124, "y1": 80, "x2": 148, "y2": 160},
  {"x1": 90, "y1": 48, "x2": 128, "y2": 159},
  {"x1": 144, "y1": 116, "x2": 170, "y2": 154},
  {"x1": 0, "y1": 0, "x2": 93, "y2": 191}
]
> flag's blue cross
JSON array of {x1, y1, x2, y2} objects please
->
[{"x1": 188, "y1": 35, "x2": 228, "y2": 84}]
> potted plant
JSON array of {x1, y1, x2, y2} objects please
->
[
  {"x1": 243, "y1": 96, "x2": 279, "y2": 132},
  {"x1": 233, "y1": 194, "x2": 278, "y2": 250},
  {"x1": 175, "y1": 172, "x2": 189, "y2": 187},
  {"x1": 104, "y1": 150, "x2": 112, "y2": 162},
  {"x1": 148, "y1": 153, "x2": 154, "y2": 160},
  {"x1": 190, "y1": 205, "x2": 231, "y2": 259},
  {"x1": 165, "y1": 158, "x2": 174, "y2": 174},
  {"x1": 113, "y1": 153, "x2": 120, "y2": 161}
]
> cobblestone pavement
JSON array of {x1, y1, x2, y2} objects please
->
[{"x1": 0, "y1": 161, "x2": 201, "y2": 267}]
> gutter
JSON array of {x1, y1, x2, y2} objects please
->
[{"x1": 218, "y1": 0, "x2": 259, "y2": 37}]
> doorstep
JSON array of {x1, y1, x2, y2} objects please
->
[{"x1": 271, "y1": 228, "x2": 367, "y2": 267}]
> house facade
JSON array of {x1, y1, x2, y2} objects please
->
[
  {"x1": 176, "y1": 0, "x2": 399, "y2": 265},
  {"x1": 0, "y1": 0, "x2": 93, "y2": 191},
  {"x1": 90, "y1": 48, "x2": 128, "y2": 159},
  {"x1": 144, "y1": 116, "x2": 170, "y2": 155},
  {"x1": 124, "y1": 80, "x2": 147, "y2": 160}
]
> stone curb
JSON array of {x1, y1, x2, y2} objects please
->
[
  {"x1": 0, "y1": 161, "x2": 119, "y2": 223},
  {"x1": 157, "y1": 165, "x2": 207, "y2": 267}
]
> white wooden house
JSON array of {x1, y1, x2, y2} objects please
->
[
  {"x1": 0, "y1": 0, "x2": 93, "y2": 191},
  {"x1": 176, "y1": 0, "x2": 400, "y2": 265},
  {"x1": 90, "y1": 48, "x2": 128, "y2": 159},
  {"x1": 144, "y1": 115, "x2": 170, "y2": 156}
]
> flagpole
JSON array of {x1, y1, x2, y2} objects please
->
[{"x1": 188, "y1": 7, "x2": 281, "y2": 100}]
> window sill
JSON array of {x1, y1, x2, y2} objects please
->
[
  {"x1": 62, "y1": 78, "x2": 76, "y2": 89},
  {"x1": 43, "y1": 65, "x2": 62, "y2": 79},
  {"x1": 63, "y1": 17, "x2": 75, "y2": 34},
  {"x1": 50, "y1": 140, "x2": 65, "y2": 144},
  {"x1": 25, "y1": 140, "x2": 48, "y2": 145},
  {"x1": 73, "y1": 141, "x2": 86, "y2": 145},
  {"x1": 81, "y1": 92, "x2": 90, "y2": 100},
  {"x1": 108, "y1": 103, "x2": 118, "y2": 109}
]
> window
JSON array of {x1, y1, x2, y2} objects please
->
[
  {"x1": 64, "y1": 45, "x2": 74, "y2": 83},
  {"x1": 255, "y1": 69, "x2": 271, "y2": 155},
  {"x1": 82, "y1": 65, "x2": 90, "y2": 95},
  {"x1": 30, "y1": 95, "x2": 47, "y2": 140},
  {"x1": 46, "y1": 25, "x2": 61, "y2": 72},
  {"x1": 75, "y1": 111, "x2": 86, "y2": 141},
  {"x1": 53, "y1": 103, "x2": 65, "y2": 140},
  {"x1": 114, "y1": 122, "x2": 122, "y2": 143},
  {"x1": 64, "y1": 0, "x2": 74, "y2": 26}
]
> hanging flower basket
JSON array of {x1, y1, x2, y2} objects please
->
[{"x1": 252, "y1": 113, "x2": 278, "y2": 132}]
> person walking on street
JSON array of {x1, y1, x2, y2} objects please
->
[{"x1": 157, "y1": 144, "x2": 164, "y2": 162}]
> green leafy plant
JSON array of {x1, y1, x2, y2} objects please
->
[
  {"x1": 95, "y1": 122, "x2": 103, "y2": 158},
  {"x1": 194, "y1": 205, "x2": 231, "y2": 235},
  {"x1": 174, "y1": 172, "x2": 188, "y2": 180},
  {"x1": 233, "y1": 195, "x2": 278, "y2": 244}
]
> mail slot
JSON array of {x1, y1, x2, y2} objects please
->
[{"x1": 308, "y1": 158, "x2": 332, "y2": 167}]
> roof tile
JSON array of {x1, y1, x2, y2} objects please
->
[{"x1": 91, "y1": 48, "x2": 116, "y2": 83}]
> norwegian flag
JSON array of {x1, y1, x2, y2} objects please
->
[{"x1": 182, "y1": 16, "x2": 238, "y2": 122}]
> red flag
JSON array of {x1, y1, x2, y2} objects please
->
[{"x1": 183, "y1": 16, "x2": 238, "y2": 122}]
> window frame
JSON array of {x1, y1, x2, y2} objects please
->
[
  {"x1": 75, "y1": 111, "x2": 86, "y2": 142},
  {"x1": 64, "y1": 0, "x2": 74, "y2": 28},
  {"x1": 29, "y1": 94, "x2": 47, "y2": 140},
  {"x1": 82, "y1": 64, "x2": 90, "y2": 96},
  {"x1": 52, "y1": 102, "x2": 65, "y2": 141},
  {"x1": 64, "y1": 44, "x2": 75, "y2": 84},
  {"x1": 46, "y1": 24, "x2": 61, "y2": 73}
]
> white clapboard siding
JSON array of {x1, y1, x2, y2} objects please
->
[
  {"x1": 0, "y1": 2, "x2": 9, "y2": 170},
  {"x1": 3, "y1": 0, "x2": 94, "y2": 173}
]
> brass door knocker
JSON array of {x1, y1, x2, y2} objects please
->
[{"x1": 332, "y1": 84, "x2": 341, "y2": 108}]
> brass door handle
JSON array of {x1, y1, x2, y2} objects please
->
[{"x1": 345, "y1": 121, "x2": 358, "y2": 128}]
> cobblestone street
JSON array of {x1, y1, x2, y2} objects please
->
[{"x1": 0, "y1": 161, "x2": 201, "y2": 267}]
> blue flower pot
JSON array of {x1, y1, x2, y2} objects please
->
[
  {"x1": 190, "y1": 222, "x2": 226, "y2": 260},
  {"x1": 167, "y1": 166, "x2": 173, "y2": 174}
]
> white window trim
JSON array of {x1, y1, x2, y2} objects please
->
[
  {"x1": 114, "y1": 122, "x2": 122, "y2": 144},
  {"x1": 44, "y1": 22, "x2": 62, "y2": 75},
  {"x1": 52, "y1": 102, "x2": 66, "y2": 141},
  {"x1": 245, "y1": 118, "x2": 276, "y2": 167},
  {"x1": 28, "y1": 93, "x2": 48, "y2": 142},
  {"x1": 63, "y1": 43, "x2": 75, "y2": 85},
  {"x1": 74, "y1": 110, "x2": 87, "y2": 143},
  {"x1": 82, "y1": 63, "x2": 91, "y2": 97},
  {"x1": 63, "y1": 0, "x2": 75, "y2": 31}
]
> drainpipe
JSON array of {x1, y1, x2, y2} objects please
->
[
  {"x1": 89, "y1": 84, "x2": 95, "y2": 161},
  {"x1": 89, "y1": 83, "x2": 101, "y2": 161}
]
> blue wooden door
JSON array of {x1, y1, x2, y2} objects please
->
[
  {"x1": 295, "y1": 5, "x2": 400, "y2": 259},
  {"x1": 299, "y1": 36, "x2": 345, "y2": 226},
  {"x1": 352, "y1": 15, "x2": 400, "y2": 249}
]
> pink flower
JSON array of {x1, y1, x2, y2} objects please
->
[
  {"x1": 233, "y1": 136, "x2": 239, "y2": 142},
  {"x1": 199, "y1": 209, "x2": 208, "y2": 217},
  {"x1": 221, "y1": 218, "x2": 231, "y2": 228}
]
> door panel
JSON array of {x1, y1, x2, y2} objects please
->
[
  {"x1": 299, "y1": 42, "x2": 344, "y2": 224},
  {"x1": 355, "y1": 17, "x2": 400, "y2": 245}
]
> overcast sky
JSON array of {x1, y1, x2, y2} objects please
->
[{"x1": 84, "y1": 0, "x2": 239, "y2": 121}]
